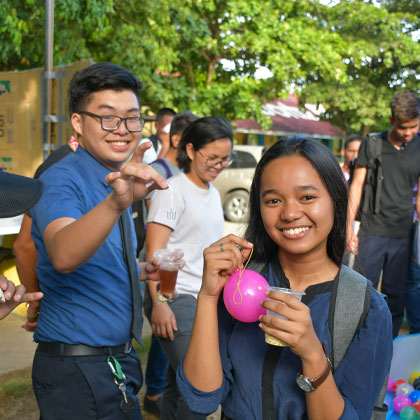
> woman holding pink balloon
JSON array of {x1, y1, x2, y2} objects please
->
[{"x1": 177, "y1": 137, "x2": 393, "y2": 419}]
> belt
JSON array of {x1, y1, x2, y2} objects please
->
[{"x1": 37, "y1": 341, "x2": 132, "y2": 357}]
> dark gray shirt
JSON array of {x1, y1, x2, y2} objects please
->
[{"x1": 357, "y1": 131, "x2": 420, "y2": 238}]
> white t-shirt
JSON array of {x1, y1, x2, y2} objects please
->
[{"x1": 147, "y1": 172, "x2": 224, "y2": 298}]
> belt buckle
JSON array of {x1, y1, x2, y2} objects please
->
[{"x1": 123, "y1": 342, "x2": 132, "y2": 354}]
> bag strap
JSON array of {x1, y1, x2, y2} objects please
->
[
  {"x1": 374, "y1": 136, "x2": 383, "y2": 214},
  {"x1": 247, "y1": 259, "x2": 279, "y2": 420},
  {"x1": 329, "y1": 264, "x2": 371, "y2": 371},
  {"x1": 152, "y1": 158, "x2": 173, "y2": 179},
  {"x1": 362, "y1": 134, "x2": 383, "y2": 214},
  {"x1": 329, "y1": 266, "x2": 388, "y2": 418}
]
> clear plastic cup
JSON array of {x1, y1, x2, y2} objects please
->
[
  {"x1": 153, "y1": 248, "x2": 184, "y2": 302},
  {"x1": 265, "y1": 286, "x2": 305, "y2": 347}
]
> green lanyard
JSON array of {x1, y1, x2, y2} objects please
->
[{"x1": 107, "y1": 355, "x2": 126, "y2": 383}]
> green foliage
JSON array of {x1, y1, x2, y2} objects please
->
[
  {"x1": 0, "y1": 0, "x2": 418, "y2": 132},
  {"x1": 1, "y1": 378, "x2": 32, "y2": 398},
  {"x1": 300, "y1": 0, "x2": 420, "y2": 134}
]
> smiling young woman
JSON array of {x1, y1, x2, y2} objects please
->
[{"x1": 178, "y1": 137, "x2": 393, "y2": 420}]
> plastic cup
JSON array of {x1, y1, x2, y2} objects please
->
[
  {"x1": 153, "y1": 248, "x2": 184, "y2": 302},
  {"x1": 264, "y1": 286, "x2": 305, "y2": 347},
  {"x1": 158, "y1": 261, "x2": 183, "y2": 301}
]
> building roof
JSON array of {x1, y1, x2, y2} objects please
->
[{"x1": 234, "y1": 94, "x2": 342, "y2": 139}]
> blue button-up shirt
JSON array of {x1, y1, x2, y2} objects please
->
[
  {"x1": 177, "y1": 260, "x2": 393, "y2": 419},
  {"x1": 32, "y1": 146, "x2": 139, "y2": 346}
]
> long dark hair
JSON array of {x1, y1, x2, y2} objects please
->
[
  {"x1": 245, "y1": 137, "x2": 348, "y2": 266},
  {"x1": 177, "y1": 116, "x2": 233, "y2": 173}
]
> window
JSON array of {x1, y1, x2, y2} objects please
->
[{"x1": 230, "y1": 151, "x2": 258, "y2": 169}]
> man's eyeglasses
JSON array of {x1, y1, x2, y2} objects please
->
[
  {"x1": 79, "y1": 111, "x2": 145, "y2": 132},
  {"x1": 197, "y1": 149, "x2": 232, "y2": 168}
]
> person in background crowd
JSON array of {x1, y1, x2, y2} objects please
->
[
  {"x1": 139, "y1": 108, "x2": 176, "y2": 164},
  {"x1": 347, "y1": 92, "x2": 420, "y2": 337},
  {"x1": 0, "y1": 171, "x2": 43, "y2": 320},
  {"x1": 340, "y1": 134, "x2": 363, "y2": 183}
]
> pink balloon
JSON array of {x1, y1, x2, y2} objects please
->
[
  {"x1": 387, "y1": 376, "x2": 394, "y2": 392},
  {"x1": 393, "y1": 395, "x2": 413, "y2": 413},
  {"x1": 223, "y1": 268, "x2": 268, "y2": 323}
]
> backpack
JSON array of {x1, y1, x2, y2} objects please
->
[{"x1": 243, "y1": 262, "x2": 389, "y2": 420}]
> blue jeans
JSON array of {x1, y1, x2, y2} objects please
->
[
  {"x1": 145, "y1": 334, "x2": 169, "y2": 396},
  {"x1": 406, "y1": 260, "x2": 420, "y2": 334}
]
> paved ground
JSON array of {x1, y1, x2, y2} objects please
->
[
  {"x1": 0, "y1": 312, "x2": 154, "y2": 376},
  {"x1": 0, "y1": 313, "x2": 38, "y2": 374}
]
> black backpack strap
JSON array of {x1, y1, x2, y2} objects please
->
[
  {"x1": 152, "y1": 158, "x2": 173, "y2": 179},
  {"x1": 362, "y1": 133, "x2": 383, "y2": 215},
  {"x1": 373, "y1": 137, "x2": 383, "y2": 214},
  {"x1": 329, "y1": 264, "x2": 371, "y2": 371},
  {"x1": 131, "y1": 199, "x2": 147, "y2": 256},
  {"x1": 228, "y1": 259, "x2": 276, "y2": 418},
  {"x1": 261, "y1": 346, "x2": 282, "y2": 420}
]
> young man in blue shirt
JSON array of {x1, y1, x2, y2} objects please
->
[{"x1": 30, "y1": 62, "x2": 167, "y2": 420}]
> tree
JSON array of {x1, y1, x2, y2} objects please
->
[
  {"x1": 0, "y1": 0, "x2": 347, "y2": 126},
  {"x1": 300, "y1": 0, "x2": 420, "y2": 135},
  {"x1": 1, "y1": 0, "x2": 418, "y2": 132}
]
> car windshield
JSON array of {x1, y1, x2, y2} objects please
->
[{"x1": 230, "y1": 150, "x2": 257, "y2": 169}]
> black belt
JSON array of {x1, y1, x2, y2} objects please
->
[{"x1": 37, "y1": 341, "x2": 132, "y2": 356}]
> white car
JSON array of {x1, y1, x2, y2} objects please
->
[{"x1": 213, "y1": 145, "x2": 264, "y2": 223}]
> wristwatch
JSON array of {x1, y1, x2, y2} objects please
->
[{"x1": 296, "y1": 344, "x2": 332, "y2": 392}]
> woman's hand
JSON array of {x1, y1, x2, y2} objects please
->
[
  {"x1": 151, "y1": 301, "x2": 177, "y2": 341},
  {"x1": 259, "y1": 290, "x2": 324, "y2": 362},
  {"x1": 201, "y1": 235, "x2": 253, "y2": 300}
]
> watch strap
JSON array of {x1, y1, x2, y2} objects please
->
[{"x1": 297, "y1": 343, "x2": 332, "y2": 390}]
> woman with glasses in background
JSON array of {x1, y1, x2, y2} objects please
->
[{"x1": 144, "y1": 116, "x2": 233, "y2": 420}]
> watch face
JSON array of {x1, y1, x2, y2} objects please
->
[{"x1": 296, "y1": 375, "x2": 315, "y2": 392}]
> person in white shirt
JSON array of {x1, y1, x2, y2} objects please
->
[{"x1": 145, "y1": 116, "x2": 233, "y2": 420}]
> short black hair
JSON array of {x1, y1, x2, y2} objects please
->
[
  {"x1": 169, "y1": 111, "x2": 199, "y2": 146},
  {"x1": 390, "y1": 92, "x2": 420, "y2": 122},
  {"x1": 68, "y1": 62, "x2": 142, "y2": 115},
  {"x1": 344, "y1": 134, "x2": 364, "y2": 149},
  {"x1": 245, "y1": 137, "x2": 348, "y2": 266},
  {"x1": 177, "y1": 116, "x2": 233, "y2": 172},
  {"x1": 156, "y1": 108, "x2": 176, "y2": 123}
]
